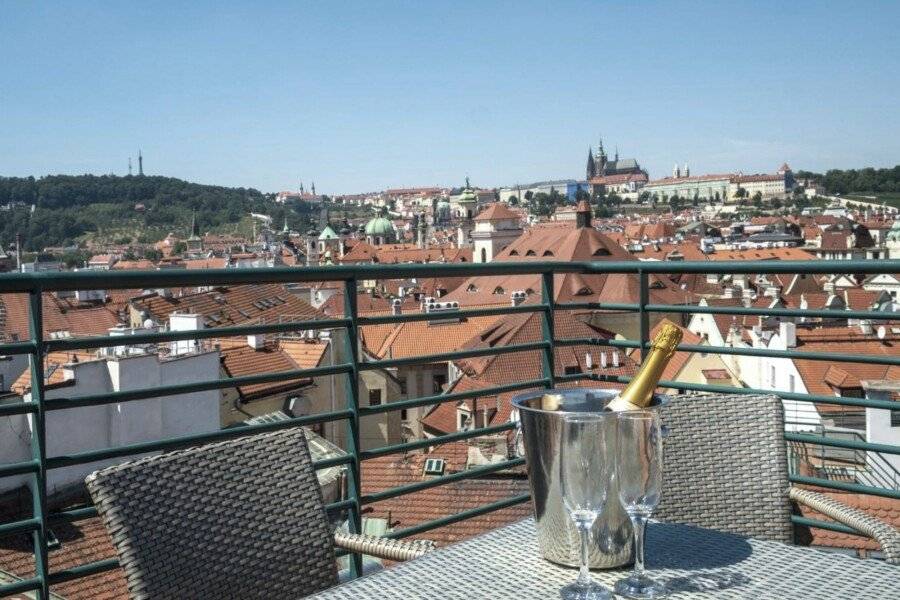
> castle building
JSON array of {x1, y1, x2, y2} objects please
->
[{"x1": 586, "y1": 137, "x2": 648, "y2": 196}]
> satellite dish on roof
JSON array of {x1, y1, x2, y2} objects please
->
[{"x1": 877, "y1": 326, "x2": 886, "y2": 340}]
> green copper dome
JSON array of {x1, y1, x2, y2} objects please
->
[
  {"x1": 318, "y1": 224, "x2": 339, "y2": 241},
  {"x1": 365, "y1": 208, "x2": 395, "y2": 238}
]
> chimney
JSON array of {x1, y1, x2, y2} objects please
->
[
  {"x1": 599, "y1": 352, "x2": 607, "y2": 369},
  {"x1": 612, "y1": 351, "x2": 620, "y2": 368},
  {"x1": 247, "y1": 334, "x2": 265, "y2": 349},
  {"x1": 511, "y1": 290, "x2": 527, "y2": 307},
  {"x1": 169, "y1": 313, "x2": 204, "y2": 356},
  {"x1": 391, "y1": 298, "x2": 402, "y2": 316},
  {"x1": 584, "y1": 353, "x2": 593, "y2": 371},
  {"x1": 779, "y1": 321, "x2": 797, "y2": 348},
  {"x1": 859, "y1": 320, "x2": 873, "y2": 336}
]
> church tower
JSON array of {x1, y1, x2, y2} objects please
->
[{"x1": 586, "y1": 147, "x2": 596, "y2": 180}]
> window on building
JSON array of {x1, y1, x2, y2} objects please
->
[
  {"x1": 480, "y1": 248, "x2": 487, "y2": 262},
  {"x1": 400, "y1": 409, "x2": 408, "y2": 421},
  {"x1": 398, "y1": 376, "x2": 407, "y2": 395},
  {"x1": 423, "y1": 458, "x2": 445, "y2": 476},
  {"x1": 368, "y1": 389, "x2": 382, "y2": 406},
  {"x1": 891, "y1": 410, "x2": 900, "y2": 427},
  {"x1": 788, "y1": 374, "x2": 795, "y2": 393},
  {"x1": 458, "y1": 411, "x2": 468, "y2": 430},
  {"x1": 564, "y1": 365, "x2": 581, "y2": 375},
  {"x1": 433, "y1": 373, "x2": 447, "y2": 392},
  {"x1": 770, "y1": 365, "x2": 776, "y2": 387}
]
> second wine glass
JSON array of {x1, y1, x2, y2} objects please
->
[{"x1": 614, "y1": 410, "x2": 666, "y2": 599}]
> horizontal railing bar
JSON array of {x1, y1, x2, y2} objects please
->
[
  {"x1": 555, "y1": 302, "x2": 639, "y2": 312},
  {"x1": 361, "y1": 458, "x2": 525, "y2": 504},
  {"x1": 357, "y1": 303, "x2": 546, "y2": 326},
  {"x1": 0, "y1": 576, "x2": 43, "y2": 596},
  {"x1": 675, "y1": 341, "x2": 900, "y2": 367},
  {"x1": 645, "y1": 303, "x2": 900, "y2": 322},
  {"x1": 0, "y1": 340, "x2": 38, "y2": 356},
  {"x1": 789, "y1": 475, "x2": 900, "y2": 500},
  {"x1": 0, "y1": 459, "x2": 40, "y2": 478},
  {"x1": 48, "y1": 557, "x2": 120, "y2": 585},
  {"x1": 3, "y1": 260, "x2": 897, "y2": 294},
  {"x1": 45, "y1": 409, "x2": 353, "y2": 469},
  {"x1": 387, "y1": 493, "x2": 531, "y2": 540},
  {"x1": 572, "y1": 372, "x2": 900, "y2": 411},
  {"x1": 0, "y1": 517, "x2": 40, "y2": 537},
  {"x1": 49, "y1": 505, "x2": 97, "y2": 523},
  {"x1": 0, "y1": 402, "x2": 37, "y2": 417},
  {"x1": 557, "y1": 337, "x2": 899, "y2": 368},
  {"x1": 359, "y1": 378, "x2": 550, "y2": 417},
  {"x1": 361, "y1": 341, "x2": 550, "y2": 371},
  {"x1": 554, "y1": 337, "x2": 639, "y2": 349},
  {"x1": 361, "y1": 423, "x2": 516, "y2": 460},
  {"x1": 325, "y1": 499, "x2": 357, "y2": 513},
  {"x1": 790, "y1": 515, "x2": 867, "y2": 538},
  {"x1": 48, "y1": 495, "x2": 355, "y2": 526},
  {"x1": 785, "y1": 433, "x2": 900, "y2": 456},
  {"x1": 45, "y1": 317, "x2": 352, "y2": 352},
  {"x1": 44, "y1": 363, "x2": 353, "y2": 411}
]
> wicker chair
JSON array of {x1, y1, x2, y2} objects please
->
[
  {"x1": 655, "y1": 393, "x2": 900, "y2": 565},
  {"x1": 85, "y1": 428, "x2": 435, "y2": 599}
]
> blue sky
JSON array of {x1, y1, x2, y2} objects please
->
[{"x1": 2, "y1": 1, "x2": 898, "y2": 194}]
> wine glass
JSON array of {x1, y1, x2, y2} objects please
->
[
  {"x1": 559, "y1": 413, "x2": 613, "y2": 600},
  {"x1": 614, "y1": 410, "x2": 666, "y2": 599}
]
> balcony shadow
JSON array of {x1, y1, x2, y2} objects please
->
[{"x1": 646, "y1": 522, "x2": 753, "y2": 570}]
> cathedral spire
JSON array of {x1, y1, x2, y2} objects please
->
[{"x1": 586, "y1": 147, "x2": 596, "y2": 180}]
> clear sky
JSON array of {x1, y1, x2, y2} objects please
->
[{"x1": 2, "y1": 1, "x2": 898, "y2": 194}]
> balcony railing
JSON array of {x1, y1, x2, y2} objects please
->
[{"x1": 0, "y1": 259, "x2": 898, "y2": 598}]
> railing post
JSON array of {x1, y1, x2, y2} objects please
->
[
  {"x1": 638, "y1": 270, "x2": 649, "y2": 364},
  {"x1": 342, "y1": 279, "x2": 363, "y2": 577},
  {"x1": 27, "y1": 289, "x2": 50, "y2": 599},
  {"x1": 541, "y1": 272, "x2": 555, "y2": 388}
]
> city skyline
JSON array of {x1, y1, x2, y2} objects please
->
[{"x1": 2, "y1": 1, "x2": 899, "y2": 194}]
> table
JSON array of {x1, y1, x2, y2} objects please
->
[{"x1": 310, "y1": 518, "x2": 899, "y2": 599}]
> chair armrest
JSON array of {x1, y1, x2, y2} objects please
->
[
  {"x1": 790, "y1": 486, "x2": 900, "y2": 565},
  {"x1": 334, "y1": 532, "x2": 436, "y2": 562}
]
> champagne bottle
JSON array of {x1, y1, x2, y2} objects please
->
[{"x1": 605, "y1": 322, "x2": 683, "y2": 412}]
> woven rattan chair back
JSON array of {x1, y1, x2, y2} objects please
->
[
  {"x1": 85, "y1": 427, "x2": 337, "y2": 599},
  {"x1": 654, "y1": 393, "x2": 793, "y2": 543}
]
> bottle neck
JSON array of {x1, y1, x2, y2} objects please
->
[{"x1": 616, "y1": 346, "x2": 670, "y2": 408}]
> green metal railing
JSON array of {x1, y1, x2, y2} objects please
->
[{"x1": 0, "y1": 259, "x2": 898, "y2": 597}]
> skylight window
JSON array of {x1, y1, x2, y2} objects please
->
[{"x1": 423, "y1": 458, "x2": 445, "y2": 476}]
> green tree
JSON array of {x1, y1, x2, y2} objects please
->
[{"x1": 172, "y1": 241, "x2": 187, "y2": 255}]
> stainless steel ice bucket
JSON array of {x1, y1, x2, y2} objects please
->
[{"x1": 511, "y1": 388, "x2": 664, "y2": 569}]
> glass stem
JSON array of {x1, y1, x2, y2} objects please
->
[
  {"x1": 631, "y1": 515, "x2": 647, "y2": 580},
  {"x1": 577, "y1": 522, "x2": 592, "y2": 587}
]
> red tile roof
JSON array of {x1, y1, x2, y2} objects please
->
[
  {"x1": 131, "y1": 284, "x2": 322, "y2": 329},
  {"x1": 1, "y1": 293, "x2": 122, "y2": 343},
  {"x1": 474, "y1": 202, "x2": 520, "y2": 222}
]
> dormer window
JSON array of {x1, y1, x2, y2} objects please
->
[
  {"x1": 525, "y1": 250, "x2": 536, "y2": 256},
  {"x1": 543, "y1": 250, "x2": 554, "y2": 257},
  {"x1": 467, "y1": 284, "x2": 478, "y2": 293},
  {"x1": 423, "y1": 458, "x2": 445, "y2": 476},
  {"x1": 575, "y1": 287, "x2": 592, "y2": 296},
  {"x1": 509, "y1": 250, "x2": 519, "y2": 256},
  {"x1": 592, "y1": 249, "x2": 611, "y2": 256},
  {"x1": 493, "y1": 286, "x2": 505, "y2": 295}
]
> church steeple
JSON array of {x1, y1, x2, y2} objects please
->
[
  {"x1": 311, "y1": 181, "x2": 316, "y2": 196},
  {"x1": 586, "y1": 147, "x2": 596, "y2": 179}
]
